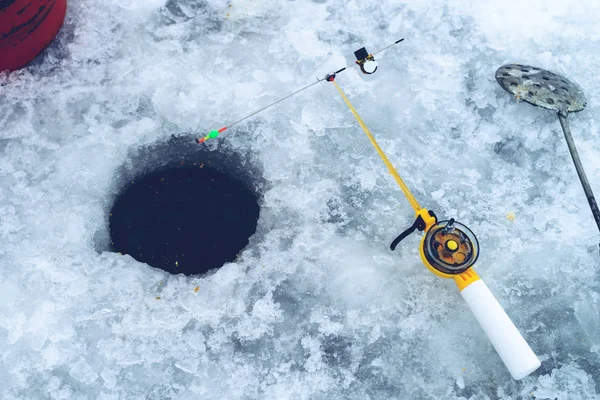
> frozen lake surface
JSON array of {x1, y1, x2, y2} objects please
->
[{"x1": 1, "y1": 0, "x2": 599, "y2": 398}]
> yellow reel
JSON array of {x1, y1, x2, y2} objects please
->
[{"x1": 419, "y1": 219, "x2": 479, "y2": 278}]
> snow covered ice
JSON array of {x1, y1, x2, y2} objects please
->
[{"x1": 1, "y1": 0, "x2": 600, "y2": 398}]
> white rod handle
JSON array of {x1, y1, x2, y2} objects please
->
[{"x1": 460, "y1": 278, "x2": 541, "y2": 380}]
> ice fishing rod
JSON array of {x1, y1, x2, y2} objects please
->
[
  {"x1": 197, "y1": 40, "x2": 541, "y2": 380},
  {"x1": 196, "y1": 39, "x2": 404, "y2": 143},
  {"x1": 326, "y1": 73, "x2": 540, "y2": 380}
]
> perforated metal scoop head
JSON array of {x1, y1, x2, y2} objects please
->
[{"x1": 496, "y1": 64, "x2": 587, "y2": 115}]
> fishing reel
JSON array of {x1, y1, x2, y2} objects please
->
[
  {"x1": 391, "y1": 211, "x2": 479, "y2": 278},
  {"x1": 354, "y1": 47, "x2": 378, "y2": 74},
  {"x1": 389, "y1": 209, "x2": 539, "y2": 379},
  {"x1": 421, "y1": 218, "x2": 479, "y2": 277}
]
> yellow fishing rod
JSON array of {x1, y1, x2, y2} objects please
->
[
  {"x1": 325, "y1": 73, "x2": 469, "y2": 280},
  {"x1": 324, "y1": 68, "x2": 540, "y2": 381},
  {"x1": 198, "y1": 41, "x2": 541, "y2": 380}
]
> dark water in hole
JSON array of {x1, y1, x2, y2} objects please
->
[{"x1": 109, "y1": 165, "x2": 260, "y2": 275}]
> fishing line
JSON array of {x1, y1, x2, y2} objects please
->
[{"x1": 197, "y1": 38, "x2": 405, "y2": 143}]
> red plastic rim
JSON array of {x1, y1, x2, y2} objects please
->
[{"x1": 0, "y1": 0, "x2": 68, "y2": 72}]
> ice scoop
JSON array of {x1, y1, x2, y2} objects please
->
[{"x1": 496, "y1": 64, "x2": 599, "y2": 249}]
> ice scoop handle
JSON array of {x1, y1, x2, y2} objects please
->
[{"x1": 455, "y1": 272, "x2": 541, "y2": 380}]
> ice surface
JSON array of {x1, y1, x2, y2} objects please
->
[{"x1": 1, "y1": 0, "x2": 600, "y2": 398}]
